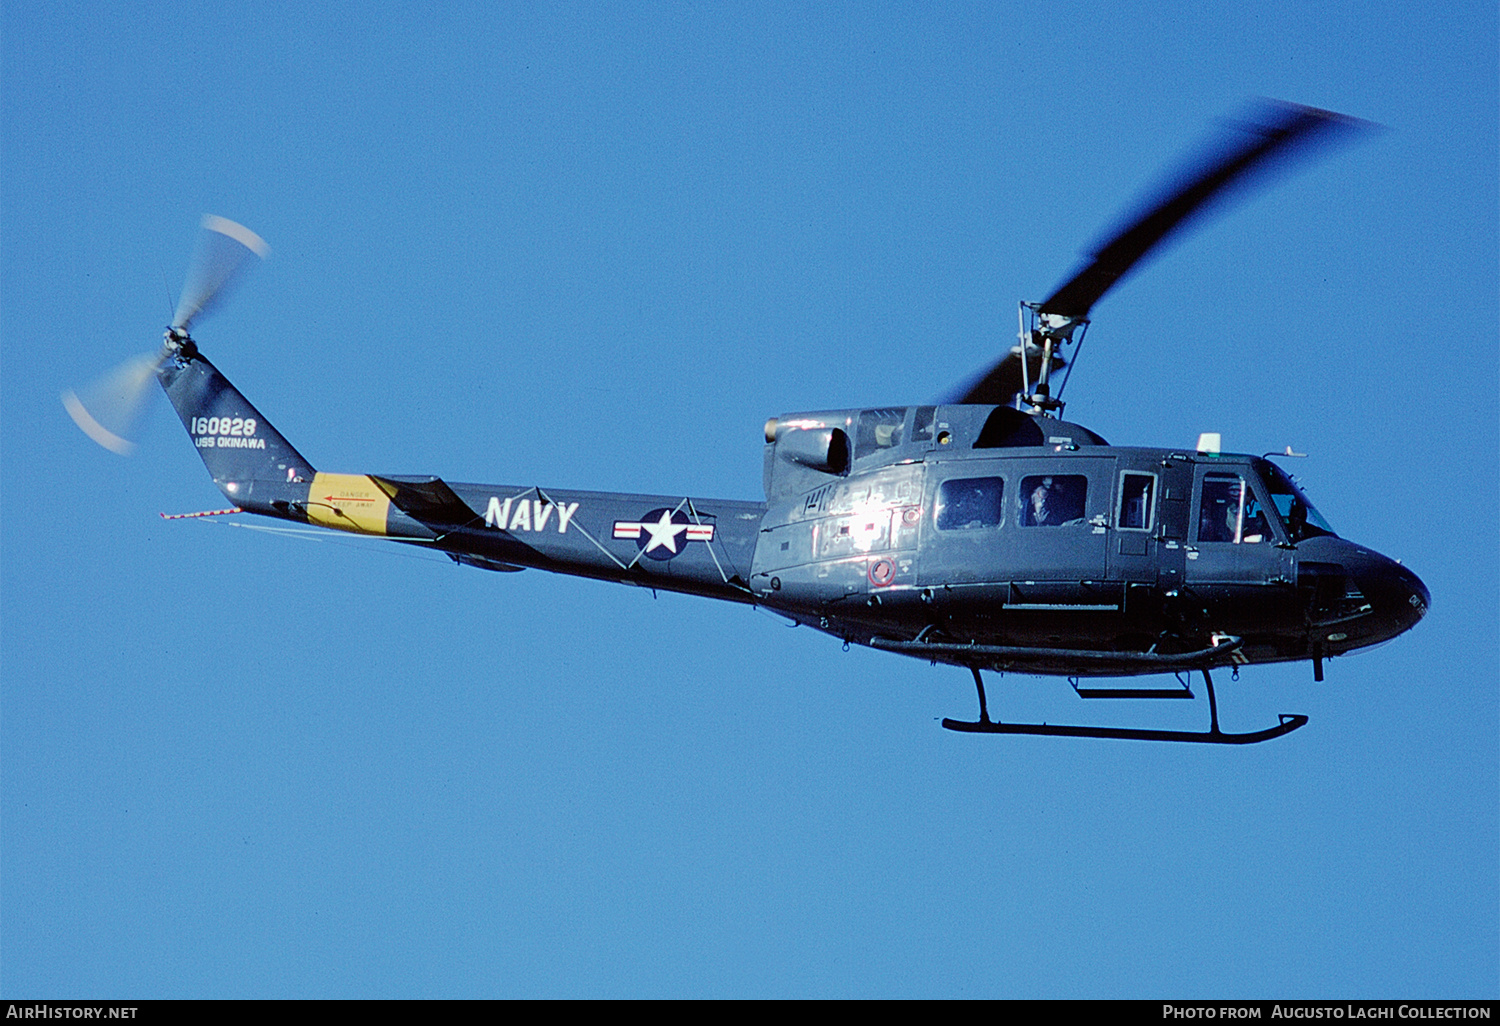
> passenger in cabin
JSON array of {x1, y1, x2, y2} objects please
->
[
  {"x1": 1029, "y1": 482, "x2": 1058, "y2": 525},
  {"x1": 1023, "y1": 475, "x2": 1086, "y2": 526}
]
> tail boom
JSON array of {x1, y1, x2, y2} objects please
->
[{"x1": 159, "y1": 343, "x2": 766, "y2": 603}]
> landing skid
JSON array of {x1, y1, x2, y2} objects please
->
[{"x1": 942, "y1": 667, "x2": 1307, "y2": 745}]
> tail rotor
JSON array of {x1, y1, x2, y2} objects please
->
[
  {"x1": 170, "y1": 214, "x2": 268, "y2": 336},
  {"x1": 61, "y1": 352, "x2": 163, "y2": 455},
  {"x1": 63, "y1": 215, "x2": 268, "y2": 455}
]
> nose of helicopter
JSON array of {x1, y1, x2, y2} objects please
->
[{"x1": 1336, "y1": 545, "x2": 1430, "y2": 650}]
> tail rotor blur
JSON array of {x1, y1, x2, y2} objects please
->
[
  {"x1": 61, "y1": 353, "x2": 163, "y2": 455},
  {"x1": 171, "y1": 215, "x2": 268, "y2": 335},
  {"x1": 63, "y1": 215, "x2": 267, "y2": 455}
]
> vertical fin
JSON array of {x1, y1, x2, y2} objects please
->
[{"x1": 157, "y1": 344, "x2": 316, "y2": 496}]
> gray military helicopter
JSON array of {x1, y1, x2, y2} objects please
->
[{"x1": 66, "y1": 101, "x2": 1428, "y2": 744}]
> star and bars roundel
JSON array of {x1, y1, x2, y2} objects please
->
[{"x1": 613, "y1": 508, "x2": 715, "y2": 560}]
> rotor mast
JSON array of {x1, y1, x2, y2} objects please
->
[{"x1": 1015, "y1": 303, "x2": 1088, "y2": 415}]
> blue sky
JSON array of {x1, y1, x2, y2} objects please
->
[{"x1": 3, "y1": 1, "x2": 1496, "y2": 998}]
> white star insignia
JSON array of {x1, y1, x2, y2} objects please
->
[{"x1": 639, "y1": 509, "x2": 689, "y2": 554}]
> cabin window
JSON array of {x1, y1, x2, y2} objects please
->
[
  {"x1": 1117, "y1": 472, "x2": 1156, "y2": 531},
  {"x1": 1197, "y1": 473, "x2": 1271, "y2": 544},
  {"x1": 1020, "y1": 474, "x2": 1087, "y2": 526},
  {"x1": 936, "y1": 477, "x2": 1004, "y2": 530},
  {"x1": 855, "y1": 408, "x2": 907, "y2": 460}
]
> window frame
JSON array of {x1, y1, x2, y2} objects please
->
[{"x1": 1115, "y1": 470, "x2": 1158, "y2": 533}]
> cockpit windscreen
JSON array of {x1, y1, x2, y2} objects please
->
[{"x1": 1256, "y1": 459, "x2": 1336, "y2": 541}]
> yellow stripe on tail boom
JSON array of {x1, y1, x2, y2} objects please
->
[{"x1": 307, "y1": 473, "x2": 391, "y2": 535}]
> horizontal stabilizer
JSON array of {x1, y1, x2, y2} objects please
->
[{"x1": 369, "y1": 475, "x2": 481, "y2": 526}]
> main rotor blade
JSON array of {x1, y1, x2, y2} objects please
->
[
  {"x1": 61, "y1": 351, "x2": 163, "y2": 455},
  {"x1": 170, "y1": 215, "x2": 268, "y2": 333},
  {"x1": 945, "y1": 101, "x2": 1374, "y2": 406},
  {"x1": 1038, "y1": 100, "x2": 1371, "y2": 319}
]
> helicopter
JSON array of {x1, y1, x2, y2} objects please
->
[{"x1": 65, "y1": 100, "x2": 1429, "y2": 745}]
